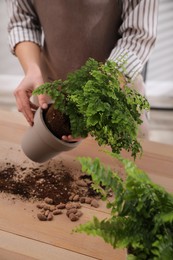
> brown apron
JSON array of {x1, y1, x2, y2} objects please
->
[
  {"x1": 33, "y1": 1, "x2": 148, "y2": 137},
  {"x1": 33, "y1": 0, "x2": 122, "y2": 81}
]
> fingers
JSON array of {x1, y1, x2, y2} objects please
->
[
  {"x1": 13, "y1": 74, "x2": 45, "y2": 125},
  {"x1": 14, "y1": 88, "x2": 34, "y2": 126},
  {"x1": 62, "y1": 135, "x2": 83, "y2": 142},
  {"x1": 38, "y1": 94, "x2": 49, "y2": 109}
]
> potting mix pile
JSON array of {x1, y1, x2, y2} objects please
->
[{"x1": 0, "y1": 147, "x2": 103, "y2": 222}]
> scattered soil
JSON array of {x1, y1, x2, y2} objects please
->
[
  {"x1": 0, "y1": 142, "x2": 124, "y2": 222},
  {"x1": 0, "y1": 155, "x2": 102, "y2": 222},
  {"x1": 44, "y1": 104, "x2": 71, "y2": 139}
]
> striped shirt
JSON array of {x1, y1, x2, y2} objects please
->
[{"x1": 6, "y1": 0, "x2": 159, "y2": 80}]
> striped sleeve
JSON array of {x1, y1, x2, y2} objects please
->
[
  {"x1": 108, "y1": 0, "x2": 159, "y2": 80},
  {"x1": 6, "y1": 0, "x2": 42, "y2": 54}
]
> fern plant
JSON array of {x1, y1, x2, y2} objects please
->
[
  {"x1": 33, "y1": 58, "x2": 149, "y2": 158},
  {"x1": 74, "y1": 153, "x2": 173, "y2": 260}
]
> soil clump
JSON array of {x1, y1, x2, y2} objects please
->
[
  {"x1": 0, "y1": 159, "x2": 101, "y2": 222},
  {"x1": 44, "y1": 105, "x2": 71, "y2": 139}
]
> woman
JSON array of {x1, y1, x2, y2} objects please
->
[{"x1": 6, "y1": 0, "x2": 159, "y2": 140}]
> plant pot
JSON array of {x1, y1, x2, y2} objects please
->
[{"x1": 21, "y1": 107, "x2": 80, "y2": 163}]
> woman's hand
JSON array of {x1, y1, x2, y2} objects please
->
[
  {"x1": 14, "y1": 42, "x2": 49, "y2": 125},
  {"x1": 61, "y1": 135, "x2": 83, "y2": 142},
  {"x1": 14, "y1": 71, "x2": 48, "y2": 126}
]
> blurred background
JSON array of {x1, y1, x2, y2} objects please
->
[{"x1": 0, "y1": 0, "x2": 173, "y2": 144}]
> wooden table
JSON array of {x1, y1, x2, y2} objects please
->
[{"x1": 0, "y1": 109, "x2": 173, "y2": 260}]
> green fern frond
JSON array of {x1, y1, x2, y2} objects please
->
[
  {"x1": 76, "y1": 154, "x2": 173, "y2": 259},
  {"x1": 33, "y1": 58, "x2": 149, "y2": 158}
]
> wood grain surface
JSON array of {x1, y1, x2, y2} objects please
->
[{"x1": 0, "y1": 109, "x2": 173, "y2": 260}]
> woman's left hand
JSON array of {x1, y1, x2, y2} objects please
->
[{"x1": 61, "y1": 135, "x2": 83, "y2": 142}]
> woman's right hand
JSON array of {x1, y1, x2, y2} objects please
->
[
  {"x1": 13, "y1": 42, "x2": 49, "y2": 126},
  {"x1": 14, "y1": 71, "x2": 48, "y2": 126}
]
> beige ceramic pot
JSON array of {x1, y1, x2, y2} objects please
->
[{"x1": 21, "y1": 107, "x2": 80, "y2": 163}]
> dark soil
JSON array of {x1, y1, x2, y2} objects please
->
[
  {"x1": 0, "y1": 144, "x2": 118, "y2": 222},
  {"x1": 0, "y1": 156, "x2": 103, "y2": 221},
  {"x1": 44, "y1": 104, "x2": 71, "y2": 139},
  {"x1": 0, "y1": 160, "x2": 99, "y2": 205}
]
